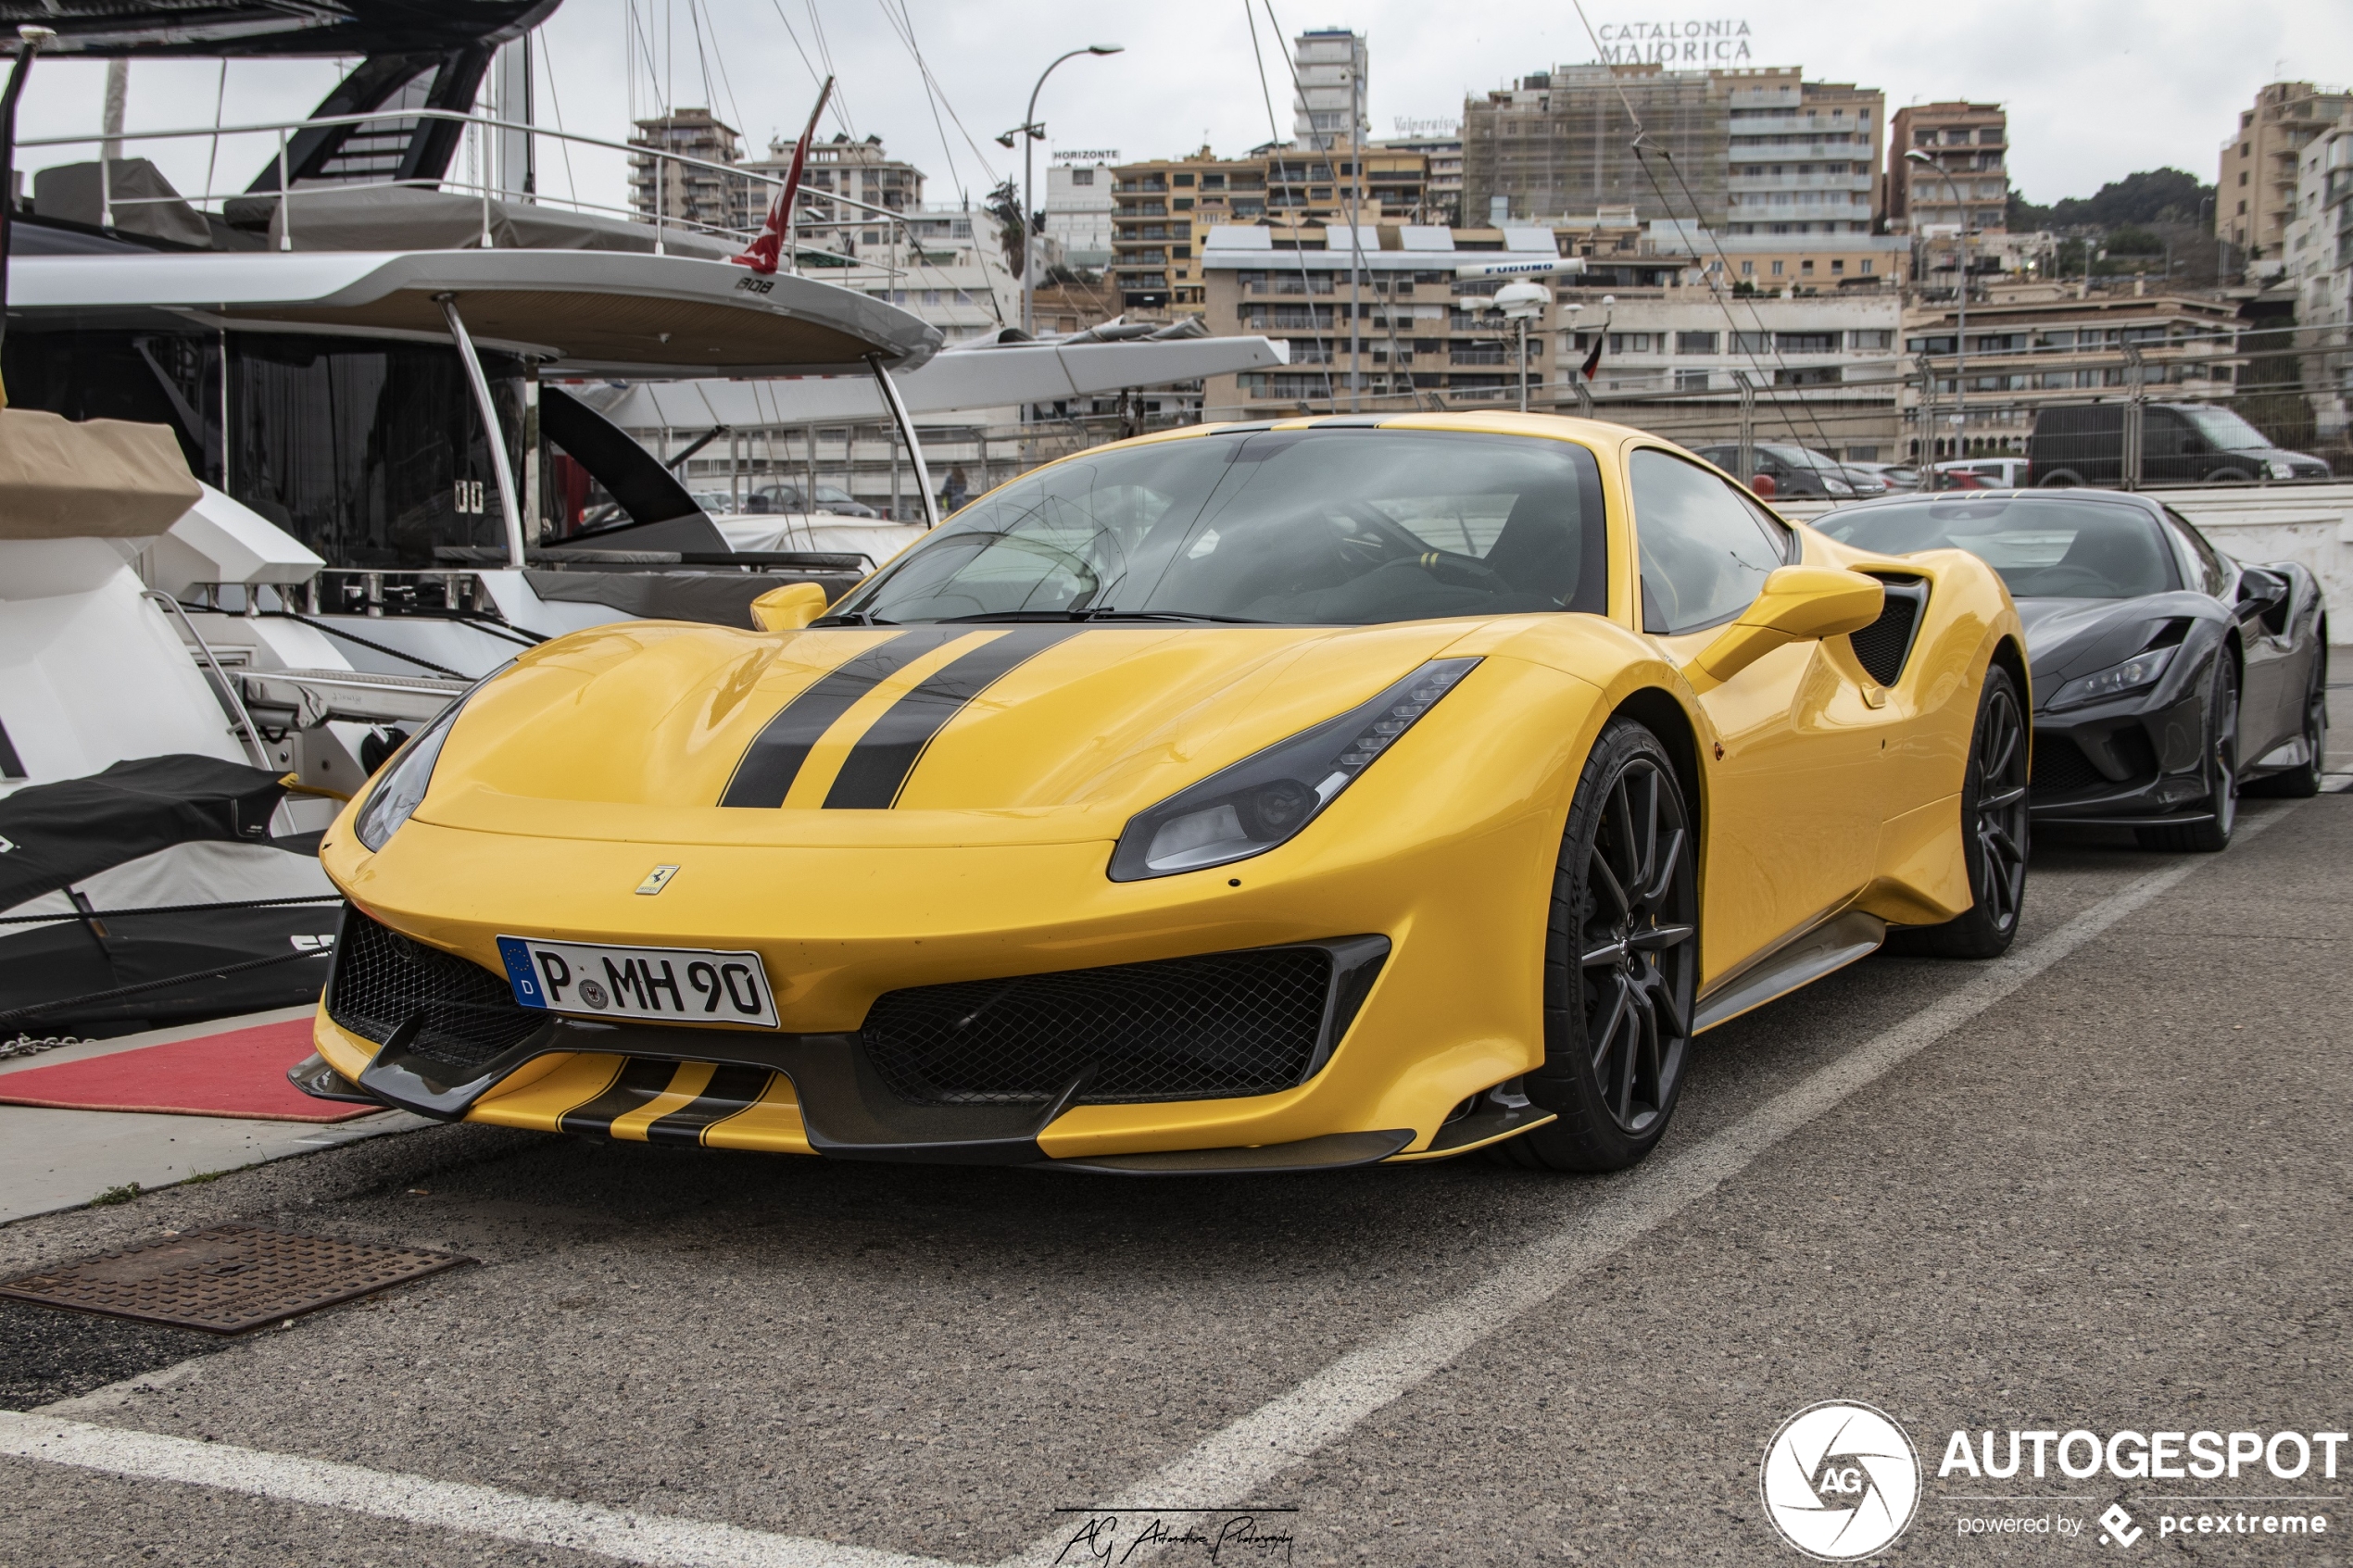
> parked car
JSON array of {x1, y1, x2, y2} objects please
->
[
  {"x1": 1937, "y1": 458, "x2": 2032, "y2": 488},
  {"x1": 1689, "y1": 443, "x2": 1888, "y2": 499},
  {"x1": 737, "y1": 482, "x2": 879, "y2": 518},
  {"x1": 1846, "y1": 462, "x2": 1922, "y2": 492},
  {"x1": 2027, "y1": 403, "x2": 2333, "y2": 487},
  {"x1": 301, "y1": 413, "x2": 2032, "y2": 1176},
  {"x1": 1818, "y1": 488, "x2": 2328, "y2": 853}
]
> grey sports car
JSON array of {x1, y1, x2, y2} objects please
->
[{"x1": 1817, "y1": 489, "x2": 2328, "y2": 852}]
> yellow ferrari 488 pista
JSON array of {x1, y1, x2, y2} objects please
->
[{"x1": 298, "y1": 412, "x2": 2029, "y2": 1174}]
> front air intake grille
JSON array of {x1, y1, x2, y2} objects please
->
[
  {"x1": 327, "y1": 909, "x2": 544, "y2": 1071},
  {"x1": 861, "y1": 947, "x2": 1336, "y2": 1107},
  {"x1": 2030, "y1": 734, "x2": 2105, "y2": 797},
  {"x1": 1848, "y1": 576, "x2": 1928, "y2": 686}
]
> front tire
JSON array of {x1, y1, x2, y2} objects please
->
[
  {"x1": 2138, "y1": 656, "x2": 2240, "y2": 852},
  {"x1": 1888, "y1": 664, "x2": 2029, "y2": 960},
  {"x1": 1500, "y1": 718, "x2": 1699, "y2": 1173}
]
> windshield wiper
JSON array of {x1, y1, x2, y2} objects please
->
[
  {"x1": 810, "y1": 610, "x2": 899, "y2": 627},
  {"x1": 1077, "y1": 609, "x2": 1274, "y2": 624}
]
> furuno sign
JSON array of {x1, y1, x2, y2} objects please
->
[{"x1": 1592, "y1": 19, "x2": 1755, "y2": 65}]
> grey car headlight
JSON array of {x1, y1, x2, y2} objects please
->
[
  {"x1": 351, "y1": 682, "x2": 488, "y2": 852},
  {"x1": 1109, "y1": 659, "x2": 1479, "y2": 883},
  {"x1": 2045, "y1": 644, "x2": 2179, "y2": 712}
]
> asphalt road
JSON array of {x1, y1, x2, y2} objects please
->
[{"x1": 1, "y1": 793, "x2": 2347, "y2": 1567}]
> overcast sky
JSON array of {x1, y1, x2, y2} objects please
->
[{"x1": 11, "y1": 0, "x2": 2347, "y2": 218}]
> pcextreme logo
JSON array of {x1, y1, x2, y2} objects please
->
[{"x1": 1762, "y1": 1401, "x2": 1923, "y2": 1561}]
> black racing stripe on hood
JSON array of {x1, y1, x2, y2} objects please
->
[
  {"x1": 642, "y1": 1064, "x2": 774, "y2": 1146},
  {"x1": 822, "y1": 627, "x2": 1083, "y2": 809},
  {"x1": 555, "y1": 1058, "x2": 679, "y2": 1136},
  {"x1": 720, "y1": 628, "x2": 968, "y2": 808}
]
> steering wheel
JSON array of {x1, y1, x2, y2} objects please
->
[{"x1": 1330, "y1": 500, "x2": 1509, "y2": 591}]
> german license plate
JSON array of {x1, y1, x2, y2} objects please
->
[{"x1": 494, "y1": 936, "x2": 778, "y2": 1028}]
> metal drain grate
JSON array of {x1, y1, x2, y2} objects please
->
[{"x1": 0, "y1": 1225, "x2": 472, "y2": 1335}]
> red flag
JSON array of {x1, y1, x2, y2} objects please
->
[
  {"x1": 732, "y1": 76, "x2": 834, "y2": 276},
  {"x1": 1579, "y1": 332, "x2": 1604, "y2": 382}
]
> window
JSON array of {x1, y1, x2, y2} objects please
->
[
  {"x1": 1777, "y1": 332, "x2": 1837, "y2": 353},
  {"x1": 1830, "y1": 259, "x2": 1844, "y2": 274},
  {"x1": 1606, "y1": 332, "x2": 1655, "y2": 354},
  {"x1": 1069, "y1": 169, "x2": 1095, "y2": 186},
  {"x1": 1860, "y1": 259, "x2": 1873, "y2": 275},
  {"x1": 1629, "y1": 448, "x2": 1791, "y2": 634},
  {"x1": 1734, "y1": 330, "x2": 1770, "y2": 354},
  {"x1": 1173, "y1": 173, "x2": 1195, "y2": 186},
  {"x1": 1849, "y1": 330, "x2": 1892, "y2": 350},
  {"x1": 1676, "y1": 369, "x2": 1711, "y2": 392},
  {"x1": 1202, "y1": 173, "x2": 1226, "y2": 190},
  {"x1": 1801, "y1": 258, "x2": 1816, "y2": 273},
  {"x1": 837, "y1": 429, "x2": 1610, "y2": 626},
  {"x1": 2160, "y1": 506, "x2": 2232, "y2": 596},
  {"x1": 1770, "y1": 260, "x2": 1785, "y2": 276},
  {"x1": 1741, "y1": 260, "x2": 1755, "y2": 276},
  {"x1": 1677, "y1": 332, "x2": 1719, "y2": 354}
]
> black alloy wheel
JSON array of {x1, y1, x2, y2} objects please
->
[
  {"x1": 1888, "y1": 664, "x2": 2029, "y2": 960},
  {"x1": 1500, "y1": 718, "x2": 1699, "y2": 1173},
  {"x1": 2246, "y1": 644, "x2": 2327, "y2": 799},
  {"x1": 2140, "y1": 656, "x2": 2240, "y2": 853}
]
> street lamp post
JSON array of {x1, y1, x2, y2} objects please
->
[
  {"x1": 1906, "y1": 148, "x2": 1969, "y2": 489},
  {"x1": 998, "y1": 44, "x2": 1121, "y2": 338}
]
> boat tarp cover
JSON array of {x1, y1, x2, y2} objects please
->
[
  {"x1": 0, "y1": 754, "x2": 290, "y2": 909},
  {"x1": 0, "y1": 409, "x2": 203, "y2": 539},
  {"x1": 0, "y1": 755, "x2": 340, "y2": 1026}
]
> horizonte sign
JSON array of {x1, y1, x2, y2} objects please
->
[{"x1": 1592, "y1": 19, "x2": 1755, "y2": 64}]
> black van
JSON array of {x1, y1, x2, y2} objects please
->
[{"x1": 2027, "y1": 402, "x2": 2332, "y2": 486}]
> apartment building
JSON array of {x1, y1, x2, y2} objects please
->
[
  {"x1": 1721, "y1": 69, "x2": 1882, "y2": 240},
  {"x1": 2283, "y1": 121, "x2": 2353, "y2": 441},
  {"x1": 1898, "y1": 289, "x2": 2244, "y2": 460},
  {"x1": 1463, "y1": 65, "x2": 1728, "y2": 227},
  {"x1": 627, "y1": 108, "x2": 757, "y2": 234},
  {"x1": 1293, "y1": 29, "x2": 1370, "y2": 148},
  {"x1": 747, "y1": 132, "x2": 924, "y2": 249},
  {"x1": 1109, "y1": 148, "x2": 1428, "y2": 312},
  {"x1": 1376, "y1": 132, "x2": 1462, "y2": 223},
  {"x1": 1045, "y1": 154, "x2": 1116, "y2": 270},
  {"x1": 1888, "y1": 102, "x2": 2008, "y2": 234},
  {"x1": 2221, "y1": 82, "x2": 2353, "y2": 264},
  {"x1": 1196, "y1": 222, "x2": 1567, "y2": 415}
]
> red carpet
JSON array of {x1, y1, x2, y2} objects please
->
[{"x1": 0, "y1": 1019, "x2": 372, "y2": 1123}]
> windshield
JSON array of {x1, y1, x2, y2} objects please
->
[
  {"x1": 1764, "y1": 445, "x2": 1844, "y2": 471},
  {"x1": 1818, "y1": 495, "x2": 2180, "y2": 599},
  {"x1": 2178, "y1": 405, "x2": 2271, "y2": 452},
  {"x1": 828, "y1": 429, "x2": 1609, "y2": 625}
]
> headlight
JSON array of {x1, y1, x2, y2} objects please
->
[
  {"x1": 1109, "y1": 659, "x2": 1479, "y2": 882},
  {"x1": 1823, "y1": 476, "x2": 1855, "y2": 495},
  {"x1": 2266, "y1": 458, "x2": 2296, "y2": 480},
  {"x1": 2045, "y1": 644, "x2": 2178, "y2": 711},
  {"x1": 351, "y1": 682, "x2": 489, "y2": 851}
]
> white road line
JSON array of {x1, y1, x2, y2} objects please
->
[
  {"x1": 0, "y1": 808, "x2": 2296, "y2": 1568},
  {"x1": 0, "y1": 1411, "x2": 955, "y2": 1568},
  {"x1": 1001, "y1": 806, "x2": 2296, "y2": 1565}
]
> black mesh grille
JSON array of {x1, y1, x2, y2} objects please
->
[
  {"x1": 1848, "y1": 579, "x2": 1925, "y2": 686},
  {"x1": 2030, "y1": 734, "x2": 2106, "y2": 796},
  {"x1": 861, "y1": 947, "x2": 1333, "y2": 1106},
  {"x1": 327, "y1": 909, "x2": 544, "y2": 1071}
]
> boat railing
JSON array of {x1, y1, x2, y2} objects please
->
[{"x1": 13, "y1": 106, "x2": 917, "y2": 271}]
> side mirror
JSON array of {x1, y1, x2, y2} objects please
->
[
  {"x1": 1689, "y1": 566, "x2": 1885, "y2": 684},
  {"x1": 751, "y1": 582, "x2": 831, "y2": 632}
]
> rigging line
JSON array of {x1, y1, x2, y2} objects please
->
[
  {"x1": 1242, "y1": 0, "x2": 1336, "y2": 410},
  {"x1": 876, "y1": 0, "x2": 1000, "y2": 184},
  {"x1": 682, "y1": 0, "x2": 724, "y2": 134},
  {"x1": 1650, "y1": 141, "x2": 1854, "y2": 458},
  {"x1": 535, "y1": 27, "x2": 581, "y2": 207},
  {"x1": 801, "y1": 0, "x2": 858, "y2": 138},
  {"x1": 872, "y1": 0, "x2": 967, "y2": 207},
  {"x1": 693, "y1": 0, "x2": 749, "y2": 157},
  {"x1": 202, "y1": 58, "x2": 227, "y2": 205},
  {"x1": 1563, "y1": 0, "x2": 1843, "y2": 456},
  {"x1": 764, "y1": 0, "x2": 848, "y2": 134},
  {"x1": 1260, "y1": 1, "x2": 1423, "y2": 413}
]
